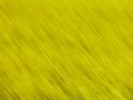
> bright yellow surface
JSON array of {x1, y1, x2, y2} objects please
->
[{"x1": 0, "y1": 0, "x2": 133, "y2": 100}]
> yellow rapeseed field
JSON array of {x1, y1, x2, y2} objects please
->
[{"x1": 0, "y1": 0, "x2": 133, "y2": 99}]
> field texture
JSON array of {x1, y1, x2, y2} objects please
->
[{"x1": 0, "y1": 0, "x2": 133, "y2": 100}]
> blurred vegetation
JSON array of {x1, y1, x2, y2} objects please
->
[{"x1": 0, "y1": 0, "x2": 133, "y2": 100}]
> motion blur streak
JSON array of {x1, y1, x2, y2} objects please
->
[{"x1": 0, "y1": 0, "x2": 133, "y2": 100}]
